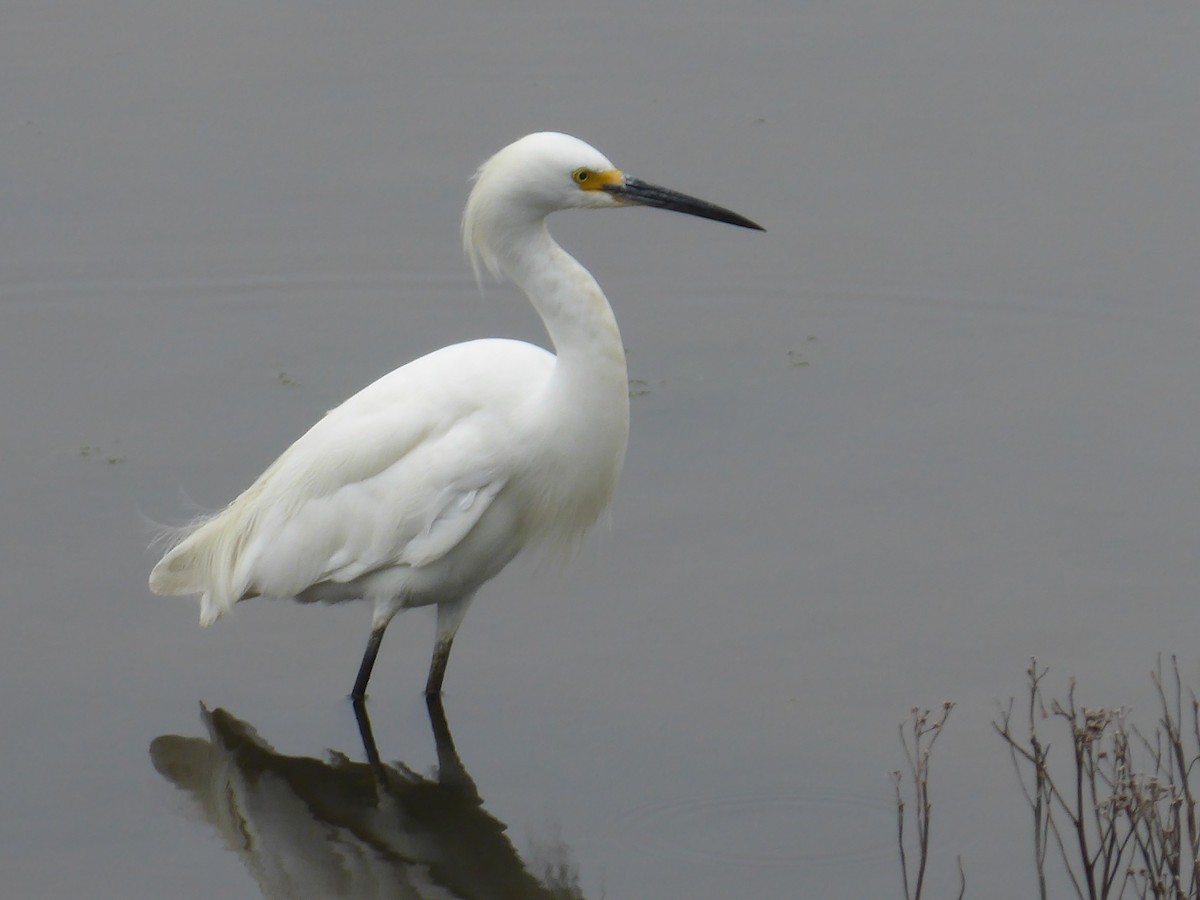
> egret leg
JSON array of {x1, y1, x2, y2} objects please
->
[
  {"x1": 426, "y1": 595, "x2": 474, "y2": 696},
  {"x1": 351, "y1": 623, "x2": 388, "y2": 701}
]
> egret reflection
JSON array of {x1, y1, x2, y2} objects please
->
[{"x1": 150, "y1": 699, "x2": 584, "y2": 899}]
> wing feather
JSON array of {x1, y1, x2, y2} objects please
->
[{"x1": 149, "y1": 339, "x2": 552, "y2": 623}]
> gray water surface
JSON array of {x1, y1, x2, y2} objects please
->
[{"x1": 3, "y1": 2, "x2": 1199, "y2": 897}]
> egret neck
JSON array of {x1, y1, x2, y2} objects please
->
[{"x1": 491, "y1": 218, "x2": 631, "y2": 544}]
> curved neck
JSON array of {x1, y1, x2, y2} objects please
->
[{"x1": 495, "y1": 223, "x2": 626, "y2": 377}]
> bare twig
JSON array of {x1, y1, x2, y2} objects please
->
[
  {"x1": 992, "y1": 657, "x2": 1200, "y2": 900},
  {"x1": 895, "y1": 702, "x2": 955, "y2": 900}
]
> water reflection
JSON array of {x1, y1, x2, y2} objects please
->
[{"x1": 150, "y1": 698, "x2": 584, "y2": 899}]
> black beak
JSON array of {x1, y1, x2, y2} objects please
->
[{"x1": 604, "y1": 177, "x2": 765, "y2": 232}]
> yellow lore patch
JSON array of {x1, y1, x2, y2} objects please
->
[{"x1": 572, "y1": 168, "x2": 625, "y2": 191}]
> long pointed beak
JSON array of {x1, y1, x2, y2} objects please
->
[{"x1": 603, "y1": 177, "x2": 765, "y2": 232}]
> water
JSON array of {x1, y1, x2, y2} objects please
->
[{"x1": 3, "y1": 1, "x2": 1199, "y2": 897}]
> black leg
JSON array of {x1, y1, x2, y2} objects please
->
[
  {"x1": 351, "y1": 624, "x2": 388, "y2": 701},
  {"x1": 425, "y1": 595, "x2": 473, "y2": 696},
  {"x1": 425, "y1": 639, "x2": 452, "y2": 696}
]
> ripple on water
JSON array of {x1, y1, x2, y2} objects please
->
[{"x1": 613, "y1": 789, "x2": 895, "y2": 868}]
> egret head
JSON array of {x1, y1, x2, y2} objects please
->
[{"x1": 463, "y1": 132, "x2": 763, "y2": 281}]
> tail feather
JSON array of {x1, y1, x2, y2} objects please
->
[
  {"x1": 149, "y1": 511, "x2": 248, "y2": 625},
  {"x1": 148, "y1": 528, "x2": 207, "y2": 596}
]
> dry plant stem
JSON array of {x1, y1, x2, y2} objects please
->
[
  {"x1": 995, "y1": 661, "x2": 1061, "y2": 898},
  {"x1": 895, "y1": 703, "x2": 956, "y2": 900},
  {"x1": 1143, "y1": 656, "x2": 1200, "y2": 897},
  {"x1": 1159, "y1": 660, "x2": 1200, "y2": 894},
  {"x1": 993, "y1": 655, "x2": 1200, "y2": 900}
]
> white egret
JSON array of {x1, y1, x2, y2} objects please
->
[{"x1": 149, "y1": 132, "x2": 763, "y2": 699}]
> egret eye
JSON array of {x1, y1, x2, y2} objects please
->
[{"x1": 573, "y1": 169, "x2": 591, "y2": 184}]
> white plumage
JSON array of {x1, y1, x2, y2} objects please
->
[{"x1": 150, "y1": 132, "x2": 762, "y2": 698}]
